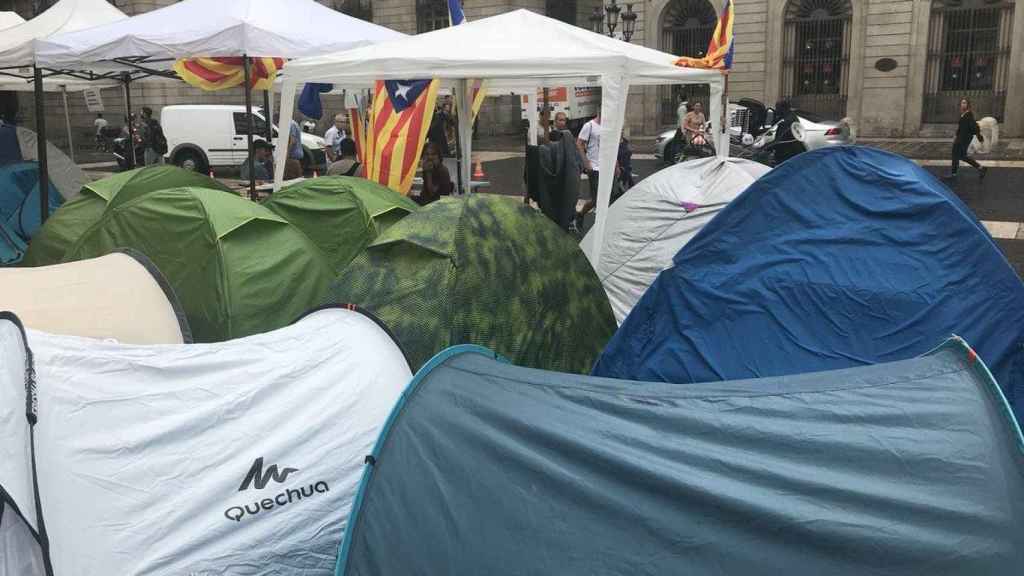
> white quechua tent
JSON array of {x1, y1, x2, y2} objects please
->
[
  {"x1": 276, "y1": 9, "x2": 727, "y2": 268},
  {"x1": 0, "y1": 306, "x2": 412, "y2": 576},
  {"x1": 581, "y1": 157, "x2": 770, "y2": 323}
]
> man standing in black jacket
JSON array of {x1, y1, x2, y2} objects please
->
[{"x1": 949, "y1": 98, "x2": 987, "y2": 180}]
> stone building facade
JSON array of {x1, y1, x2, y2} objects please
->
[{"x1": 5, "y1": 0, "x2": 1022, "y2": 155}]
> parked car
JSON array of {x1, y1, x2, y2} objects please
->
[
  {"x1": 160, "y1": 105, "x2": 326, "y2": 174},
  {"x1": 655, "y1": 99, "x2": 854, "y2": 163}
]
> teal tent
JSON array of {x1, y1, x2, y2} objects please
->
[{"x1": 337, "y1": 338, "x2": 1024, "y2": 575}]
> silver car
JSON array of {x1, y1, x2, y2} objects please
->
[{"x1": 656, "y1": 103, "x2": 854, "y2": 162}]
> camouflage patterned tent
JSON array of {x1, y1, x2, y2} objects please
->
[
  {"x1": 328, "y1": 194, "x2": 616, "y2": 373},
  {"x1": 262, "y1": 176, "x2": 418, "y2": 271},
  {"x1": 23, "y1": 165, "x2": 233, "y2": 267},
  {"x1": 65, "y1": 186, "x2": 334, "y2": 343}
]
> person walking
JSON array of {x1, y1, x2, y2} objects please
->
[
  {"x1": 949, "y1": 98, "x2": 987, "y2": 180},
  {"x1": 139, "y1": 107, "x2": 166, "y2": 165},
  {"x1": 574, "y1": 114, "x2": 601, "y2": 232}
]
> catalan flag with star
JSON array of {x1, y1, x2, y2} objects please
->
[
  {"x1": 675, "y1": 0, "x2": 734, "y2": 70},
  {"x1": 365, "y1": 78, "x2": 440, "y2": 194}
]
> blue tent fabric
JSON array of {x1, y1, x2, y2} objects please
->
[
  {"x1": 594, "y1": 146, "x2": 1024, "y2": 420},
  {"x1": 336, "y1": 339, "x2": 1024, "y2": 575},
  {"x1": 0, "y1": 162, "x2": 63, "y2": 264}
]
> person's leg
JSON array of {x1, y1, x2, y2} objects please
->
[
  {"x1": 950, "y1": 142, "x2": 960, "y2": 175},
  {"x1": 574, "y1": 171, "x2": 599, "y2": 230}
]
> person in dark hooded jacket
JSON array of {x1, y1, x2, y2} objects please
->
[{"x1": 948, "y1": 97, "x2": 987, "y2": 180}]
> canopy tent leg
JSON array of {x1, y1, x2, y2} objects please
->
[
  {"x1": 33, "y1": 67, "x2": 50, "y2": 224},
  {"x1": 243, "y1": 56, "x2": 256, "y2": 201},
  {"x1": 122, "y1": 73, "x2": 137, "y2": 169},
  {"x1": 711, "y1": 75, "x2": 727, "y2": 159},
  {"x1": 590, "y1": 73, "x2": 629, "y2": 271},
  {"x1": 526, "y1": 89, "x2": 538, "y2": 146},
  {"x1": 455, "y1": 79, "x2": 472, "y2": 194},
  {"x1": 273, "y1": 81, "x2": 298, "y2": 192},
  {"x1": 267, "y1": 86, "x2": 275, "y2": 142},
  {"x1": 61, "y1": 85, "x2": 74, "y2": 163}
]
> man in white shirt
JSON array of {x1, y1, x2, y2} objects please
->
[
  {"x1": 575, "y1": 114, "x2": 601, "y2": 230},
  {"x1": 93, "y1": 113, "x2": 108, "y2": 135},
  {"x1": 323, "y1": 113, "x2": 349, "y2": 162}
]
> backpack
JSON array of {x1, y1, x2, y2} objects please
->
[{"x1": 148, "y1": 120, "x2": 168, "y2": 154}]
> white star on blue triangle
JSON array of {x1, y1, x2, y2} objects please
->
[{"x1": 385, "y1": 80, "x2": 431, "y2": 112}]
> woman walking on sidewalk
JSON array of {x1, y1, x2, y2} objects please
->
[{"x1": 949, "y1": 98, "x2": 987, "y2": 180}]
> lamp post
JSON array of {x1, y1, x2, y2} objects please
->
[{"x1": 589, "y1": 1, "x2": 637, "y2": 43}]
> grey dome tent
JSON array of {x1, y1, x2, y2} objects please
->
[
  {"x1": 0, "y1": 306, "x2": 412, "y2": 576},
  {"x1": 335, "y1": 340, "x2": 1024, "y2": 575}
]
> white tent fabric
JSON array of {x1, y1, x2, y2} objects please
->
[
  {"x1": 275, "y1": 9, "x2": 726, "y2": 268},
  {"x1": 0, "y1": 12, "x2": 25, "y2": 31},
  {"x1": 581, "y1": 157, "x2": 770, "y2": 324},
  {"x1": 0, "y1": 252, "x2": 189, "y2": 344},
  {"x1": 0, "y1": 306, "x2": 412, "y2": 576},
  {"x1": 0, "y1": 0, "x2": 125, "y2": 67},
  {"x1": 34, "y1": 0, "x2": 405, "y2": 67}
]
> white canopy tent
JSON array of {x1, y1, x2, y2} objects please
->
[
  {"x1": 0, "y1": 12, "x2": 25, "y2": 31},
  {"x1": 35, "y1": 0, "x2": 405, "y2": 198},
  {"x1": 0, "y1": 0, "x2": 153, "y2": 217},
  {"x1": 278, "y1": 9, "x2": 727, "y2": 268}
]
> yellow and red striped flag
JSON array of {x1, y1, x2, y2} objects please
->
[
  {"x1": 173, "y1": 57, "x2": 285, "y2": 91},
  {"x1": 675, "y1": 0, "x2": 734, "y2": 70},
  {"x1": 365, "y1": 79, "x2": 440, "y2": 194}
]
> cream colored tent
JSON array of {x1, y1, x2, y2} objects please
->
[{"x1": 0, "y1": 250, "x2": 190, "y2": 344}]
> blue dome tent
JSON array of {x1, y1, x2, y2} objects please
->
[
  {"x1": 0, "y1": 124, "x2": 85, "y2": 264},
  {"x1": 595, "y1": 146, "x2": 1024, "y2": 419}
]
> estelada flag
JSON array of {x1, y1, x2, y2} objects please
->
[
  {"x1": 675, "y1": 0, "x2": 734, "y2": 70},
  {"x1": 365, "y1": 79, "x2": 440, "y2": 194},
  {"x1": 348, "y1": 107, "x2": 365, "y2": 164},
  {"x1": 174, "y1": 57, "x2": 285, "y2": 91}
]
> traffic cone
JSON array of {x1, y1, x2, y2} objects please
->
[{"x1": 472, "y1": 159, "x2": 485, "y2": 180}]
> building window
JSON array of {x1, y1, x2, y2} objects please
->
[
  {"x1": 417, "y1": 0, "x2": 450, "y2": 33},
  {"x1": 659, "y1": 0, "x2": 717, "y2": 125},
  {"x1": 547, "y1": 0, "x2": 577, "y2": 25},
  {"x1": 782, "y1": 0, "x2": 852, "y2": 118},
  {"x1": 923, "y1": 0, "x2": 1015, "y2": 123},
  {"x1": 331, "y1": 0, "x2": 373, "y2": 22}
]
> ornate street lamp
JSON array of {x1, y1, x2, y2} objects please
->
[{"x1": 590, "y1": 1, "x2": 637, "y2": 43}]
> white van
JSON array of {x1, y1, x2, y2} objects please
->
[{"x1": 160, "y1": 105, "x2": 326, "y2": 174}]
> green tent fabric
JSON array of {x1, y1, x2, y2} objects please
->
[
  {"x1": 23, "y1": 165, "x2": 233, "y2": 267},
  {"x1": 262, "y1": 176, "x2": 418, "y2": 271},
  {"x1": 65, "y1": 186, "x2": 334, "y2": 343},
  {"x1": 327, "y1": 194, "x2": 616, "y2": 373}
]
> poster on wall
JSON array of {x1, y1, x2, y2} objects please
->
[{"x1": 84, "y1": 88, "x2": 104, "y2": 113}]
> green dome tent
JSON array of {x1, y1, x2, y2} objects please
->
[
  {"x1": 65, "y1": 186, "x2": 334, "y2": 343},
  {"x1": 262, "y1": 176, "x2": 418, "y2": 271},
  {"x1": 328, "y1": 194, "x2": 616, "y2": 373},
  {"x1": 23, "y1": 165, "x2": 233, "y2": 267}
]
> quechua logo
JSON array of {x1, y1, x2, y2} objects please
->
[{"x1": 238, "y1": 457, "x2": 298, "y2": 491}]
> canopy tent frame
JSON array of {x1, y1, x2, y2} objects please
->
[{"x1": 273, "y1": 10, "x2": 727, "y2": 268}]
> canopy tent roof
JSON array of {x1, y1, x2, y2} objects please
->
[
  {"x1": 0, "y1": 306, "x2": 411, "y2": 576},
  {"x1": 281, "y1": 9, "x2": 720, "y2": 86},
  {"x1": 0, "y1": 12, "x2": 25, "y2": 31},
  {"x1": 0, "y1": 251, "x2": 190, "y2": 344},
  {"x1": 581, "y1": 158, "x2": 770, "y2": 324},
  {"x1": 336, "y1": 340, "x2": 1024, "y2": 574},
  {"x1": 0, "y1": 0, "x2": 125, "y2": 67},
  {"x1": 34, "y1": 0, "x2": 405, "y2": 69}
]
